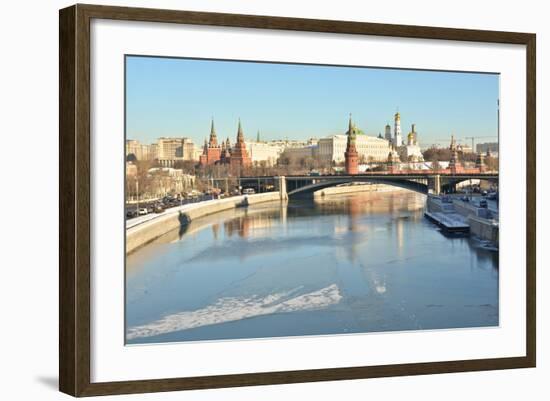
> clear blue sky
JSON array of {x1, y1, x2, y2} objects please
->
[{"x1": 126, "y1": 56, "x2": 499, "y2": 148}]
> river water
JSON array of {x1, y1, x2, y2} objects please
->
[{"x1": 126, "y1": 191, "x2": 498, "y2": 344}]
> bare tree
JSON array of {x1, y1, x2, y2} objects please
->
[{"x1": 423, "y1": 147, "x2": 451, "y2": 162}]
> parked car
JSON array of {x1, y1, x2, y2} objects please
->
[
  {"x1": 126, "y1": 210, "x2": 137, "y2": 218},
  {"x1": 479, "y1": 199, "x2": 488, "y2": 208},
  {"x1": 138, "y1": 208, "x2": 148, "y2": 215},
  {"x1": 154, "y1": 204, "x2": 165, "y2": 213},
  {"x1": 242, "y1": 188, "x2": 255, "y2": 195}
]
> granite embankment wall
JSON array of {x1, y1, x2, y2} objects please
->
[
  {"x1": 313, "y1": 183, "x2": 405, "y2": 198},
  {"x1": 469, "y1": 216, "x2": 499, "y2": 244},
  {"x1": 126, "y1": 192, "x2": 280, "y2": 254},
  {"x1": 453, "y1": 199, "x2": 499, "y2": 243},
  {"x1": 453, "y1": 200, "x2": 493, "y2": 219}
]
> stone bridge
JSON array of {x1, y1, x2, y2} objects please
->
[{"x1": 238, "y1": 173, "x2": 498, "y2": 199}]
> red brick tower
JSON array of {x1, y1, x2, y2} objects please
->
[
  {"x1": 199, "y1": 119, "x2": 222, "y2": 166},
  {"x1": 448, "y1": 135, "x2": 464, "y2": 174},
  {"x1": 219, "y1": 137, "x2": 232, "y2": 164},
  {"x1": 230, "y1": 119, "x2": 252, "y2": 172},
  {"x1": 219, "y1": 138, "x2": 228, "y2": 164},
  {"x1": 198, "y1": 139, "x2": 208, "y2": 166},
  {"x1": 344, "y1": 114, "x2": 359, "y2": 175}
]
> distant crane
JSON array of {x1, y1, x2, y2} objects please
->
[
  {"x1": 428, "y1": 136, "x2": 497, "y2": 150},
  {"x1": 465, "y1": 136, "x2": 497, "y2": 152}
]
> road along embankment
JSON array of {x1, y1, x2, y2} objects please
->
[{"x1": 126, "y1": 192, "x2": 280, "y2": 254}]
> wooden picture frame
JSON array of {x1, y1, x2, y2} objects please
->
[{"x1": 59, "y1": 3, "x2": 536, "y2": 397}]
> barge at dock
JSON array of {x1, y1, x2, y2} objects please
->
[{"x1": 425, "y1": 194, "x2": 499, "y2": 245}]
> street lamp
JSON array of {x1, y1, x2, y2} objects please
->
[{"x1": 135, "y1": 178, "x2": 139, "y2": 215}]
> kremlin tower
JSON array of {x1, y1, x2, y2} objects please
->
[
  {"x1": 448, "y1": 135, "x2": 464, "y2": 174},
  {"x1": 199, "y1": 119, "x2": 222, "y2": 166},
  {"x1": 230, "y1": 119, "x2": 252, "y2": 171},
  {"x1": 344, "y1": 114, "x2": 359, "y2": 175},
  {"x1": 220, "y1": 137, "x2": 232, "y2": 164},
  {"x1": 198, "y1": 139, "x2": 208, "y2": 166}
]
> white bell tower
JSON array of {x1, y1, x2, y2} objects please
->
[{"x1": 394, "y1": 111, "x2": 402, "y2": 146}]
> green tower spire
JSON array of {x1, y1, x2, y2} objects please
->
[
  {"x1": 237, "y1": 118, "x2": 244, "y2": 143},
  {"x1": 209, "y1": 117, "x2": 218, "y2": 146}
]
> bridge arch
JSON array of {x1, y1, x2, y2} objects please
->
[
  {"x1": 440, "y1": 176, "x2": 499, "y2": 193},
  {"x1": 286, "y1": 176, "x2": 429, "y2": 198}
]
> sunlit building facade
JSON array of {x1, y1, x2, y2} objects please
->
[
  {"x1": 318, "y1": 134, "x2": 390, "y2": 163},
  {"x1": 157, "y1": 137, "x2": 196, "y2": 166},
  {"x1": 126, "y1": 139, "x2": 155, "y2": 161},
  {"x1": 245, "y1": 141, "x2": 285, "y2": 166}
]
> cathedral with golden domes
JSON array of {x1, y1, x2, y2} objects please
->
[{"x1": 387, "y1": 111, "x2": 424, "y2": 162}]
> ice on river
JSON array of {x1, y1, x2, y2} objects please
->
[{"x1": 127, "y1": 284, "x2": 342, "y2": 340}]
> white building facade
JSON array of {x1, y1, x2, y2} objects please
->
[
  {"x1": 245, "y1": 141, "x2": 285, "y2": 166},
  {"x1": 280, "y1": 145, "x2": 317, "y2": 161},
  {"x1": 156, "y1": 137, "x2": 196, "y2": 166},
  {"x1": 318, "y1": 134, "x2": 391, "y2": 163},
  {"x1": 126, "y1": 139, "x2": 156, "y2": 161}
]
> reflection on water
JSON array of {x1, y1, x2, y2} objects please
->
[{"x1": 126, "y1": 191, "x2": 498, "y2": 344}]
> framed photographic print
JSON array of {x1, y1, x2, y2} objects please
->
[{"x1": 59, "y1": 4, "x2": 536, "y2": 397}]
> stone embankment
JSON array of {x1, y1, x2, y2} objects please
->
[
  {"x1": 126, "y1": 192, "x2": 280, "y2": 254},
  {"x1": 313, "y1": 183, "x2": 405, "y2": 198}
]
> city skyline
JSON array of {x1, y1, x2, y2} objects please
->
[{"x1": 126, "y1": 56, "x2": 499, "y2": 148}]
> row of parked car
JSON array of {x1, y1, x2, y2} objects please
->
[
  {"x1": 126, "y1": 203, "x2": 165, "y2": 218},
  {"x1": 125, "y1": 188, "x2": 258, "y2": 219},
  {"x1": 126, "y1": 192, "x2": 198, "y2": 218}
]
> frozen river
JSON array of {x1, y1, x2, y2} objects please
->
[{"x1": 126, "y1": 191, "x2": 498, "y2": 344}]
